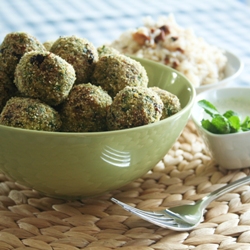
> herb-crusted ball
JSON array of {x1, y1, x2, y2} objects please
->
[
  {"x1": 107, "y1": 86, "x2": 163, "y2": 130},
  {"x1": 0, "y1": 97, "x2": 62, "y2": 131},
  {"x1": 60, "y1": 83, "x2": 112, "y2": 132},
  {"x1": 97, "y1": 45, "x2": 120, "y2": 58},
  {"x1": 91, "y1": 54, "x2": 148, "y2": 98},
  {"x1": 0, "y1": 32, "x2": 46, "y2": 80},
  {"x1": 150, "y1": 87, "x2": 181, "y2": 119},
  {"x1": 14, "y1": 51, "x2": 76, "y2": 106},
  {"x1": 0, "y1": 70, "x2": 18, "y2": 112},
  {"x1": 50, "y1": 35, "x2": 99, "y2": 84},
  {"x1": 43, "y1": 40, "x2": 55, "y2": 51}
]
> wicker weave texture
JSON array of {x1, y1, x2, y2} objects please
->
[{"x1": 0, "y1": 121, "x2": 250, "y2": 250}]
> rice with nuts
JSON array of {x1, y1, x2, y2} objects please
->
[{"x1": 110, "y1": 14, "x2": 227, "y2": 87}]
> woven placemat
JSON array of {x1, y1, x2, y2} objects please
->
[{"x1": 1, "y1": 121, "x2": 250, "y2": 250}]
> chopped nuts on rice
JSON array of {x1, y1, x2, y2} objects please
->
[{"x1": 110, "y1": 14, "x2": 227, "y2": 87}]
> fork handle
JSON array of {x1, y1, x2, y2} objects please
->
[{"x1": 201, "y1": 175, "x2": 250, "y2": 207}]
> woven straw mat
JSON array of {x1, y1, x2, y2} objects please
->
[{"x1": 0, "y1": 121, "x2": 250, "y2": 250}]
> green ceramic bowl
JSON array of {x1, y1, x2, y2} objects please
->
[{"x1": 0, "y1": 57, "x2": 195, "y2": 199}]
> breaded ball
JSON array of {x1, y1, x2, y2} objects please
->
[
  {"x1": 43, "y1": 40, "x2": 55, "y2": 51},
  {"x1": 14, "y1": 51, "x2": 76, "y2": 106},
  {"x1": 107, "y1": 86, "x2": 163, "y2": 130},
  {"x1": 0, "y1": 97, "x2": 62, "y2": 131},
  {"x1": 50, "y1": 35, "x2": 98, "y2": 84},
  {"x1": 150, "y1": 87, "x2": 181, "y2": 119},
  {"x1": 0, "y1": 70, "x2": 18, "y2": 112},
  {"x1": 97, "y1": 45, "x2": 120, "y2": 57},
  {"x1": 60, "y1": 83, "x2": 112, "y2": 132},
  {"x1": 0, "y1": 32, "x2": 46, "y2": 80},
  {"x1": 91, "y1": 54, "x2": 148, "y2": 98}
]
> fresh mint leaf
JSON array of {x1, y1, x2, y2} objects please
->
[
  {"x1": 197, "y1": 99, "x2": 249, "y2": 134},
  {"x1": 241, "y1": 116, "x2": 250, "y2": 131},
  {"x1": 228, "y1": 115, "x2": 241, "y2": 132},
  {"x1": 223, "y1": 110, "x2": 239, "y2": 119},
  {"x1": 211, "y1": 115, "x2": 231, "y2": 134},
  {"x1": 201, "y1": 119, "x2": 218, "y2": 133},
  {"x1": 198, "y1": 100, "x2": 219, "y2": 117}
]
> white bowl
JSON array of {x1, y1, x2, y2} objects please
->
[
  {"x1": 191, "y1": 87, "x2": 250, "y2": 170},
  {"x1": 196, "y1": 50, "x2": 244, "y2": 94}
]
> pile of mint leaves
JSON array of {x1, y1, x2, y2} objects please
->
[{"x1": 198, "y1": 99, "x2": 250, "y2": 134}]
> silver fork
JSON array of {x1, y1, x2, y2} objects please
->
[{"x1": 111, "y1": 175, "x2": 250, "y2": 231}]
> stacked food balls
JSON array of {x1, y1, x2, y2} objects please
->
[
  {"x1": 0, "y1": 97, "x2": 62, "y2": 131},
  {"x1": 50, "y1": 36, "x2": 99, "y2": 84},
  {"x1": 60, "y1": 83, "x2": 112, "y2": 132},
  {"x1": 150, "y1": 87, "x2": 181, "y2": 119},
  {"x1": 107, "y1": 86, "x2": 164, "y2": 130},
  {"x1": 0, "y1": 32, "x2": 46, "y2": 80},
  {"x1": 0, "y1": 32, "x2": 181, "y2": 132},
  {"x1": 15, "y1": 51, "x2": 76, "y2": 106},
  {"x1": 0, "y1": 70, "x2": 17, "y2": 112}
]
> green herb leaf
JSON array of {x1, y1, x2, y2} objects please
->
[
  {"x1": 198, "y1": 99, "x2": 249, "y2": 134},
  {"x1": 223, "y1": 110, "x2": 239, "y2": 119},
  {"x1": 211, "y1": 115, "x2": 231, "y2": 134},
  {"x1": 241, "y1": 116, "x2": 250, "y2": 131},
  {"x1": 198, "y1": 99, "x2": 219, "y2": 117},
  {"x1": 228, "y1": 115, "x2": 241, "y2": 132},
  {"x1": 201, "y1": 119, "x2": 219, "y2": 133}
]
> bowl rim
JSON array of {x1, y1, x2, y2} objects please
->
[
  {"x1": 0, "y1": 57, "x2": 196, "y2": 136},
  {"x1": 191, "y1": 86, "x2": 250, "y2": 138},
  {"x1": 196, "y1": 49, "x2": 244, "y2": 92}
]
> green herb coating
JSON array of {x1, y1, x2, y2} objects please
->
[
  {"x1": 0, "y1": 70, "x2": 18, "y2": 112},
  {"x1": 0, "y1": 32, "x2": 46, "y2": 80},
  {"x1": 43, "y1": 40, "x2": 55, "y2": 51},
  {"x1": 14, "y1": 51, "x2": 76, "y2": 106},
  {"x1": 107, "y1": 86, "x2": 163, "y2": 130},
  {"x1": 50, "y1": 35, "x2": 98, "y2": 84},
  {"x1": 0, "y1": 97, "x2": 62, "y2": 131},
  {"x1": 97, "y1": 45, "x2": 120, "y2": 58},
  {"x1": 91, "y1": 54, "x2": 148, "y2": 98},
  {"x1": 60, "y1": 83, "x2": 112, "y2": 132},
  {"x1": 150, "y1": 87, "x2": 181, "y2": 119}
]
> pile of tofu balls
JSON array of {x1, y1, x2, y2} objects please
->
[{"x1": 0, "y1": 32, "x2": 181, "y2": 132}]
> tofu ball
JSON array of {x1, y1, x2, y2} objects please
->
[
  {"x1": 97, "y1": 45, "x2": 120, "y2": 57},
  {"x1": 14, "y1": 51, "x2": 76, "y2": 106},
  {"x1": 60, "y1": 83, "x2": 112, "y2": 132},
  {"x1": 0, "y1": 97, "x2": 62, "y2": 131},
  {"x1": 91, "y1": 54, "x2": 148, "y2": 98},
  {"x1": 107, "y1": 86, "x2": 163, "y2": 130},
  {"x1": 0, "y1": 70, "x2": 18, "y2": 112},
  {"x1": 150, "y1": 87, "x2": 181, "y2": 119},
  {"x1": 50, "y1": 35, "x2": 98, "y2": 84},
  {"x1": 0, "y1": 32, "x2": 46, "y2": 80}
]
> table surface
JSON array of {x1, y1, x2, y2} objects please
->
[
  {"x1": 0, "y1": 121, "x2": 250, "y2": 249},
  {"x1": 0, "y1": 0, "x2": 250, "y2": 87},
  {"x1": 1, "y1": 1, "x2": 250, "y2": 249}
]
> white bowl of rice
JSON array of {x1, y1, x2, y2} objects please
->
[{"x1": 109, "y1": 14, "x2": 243, "y2": 94}]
